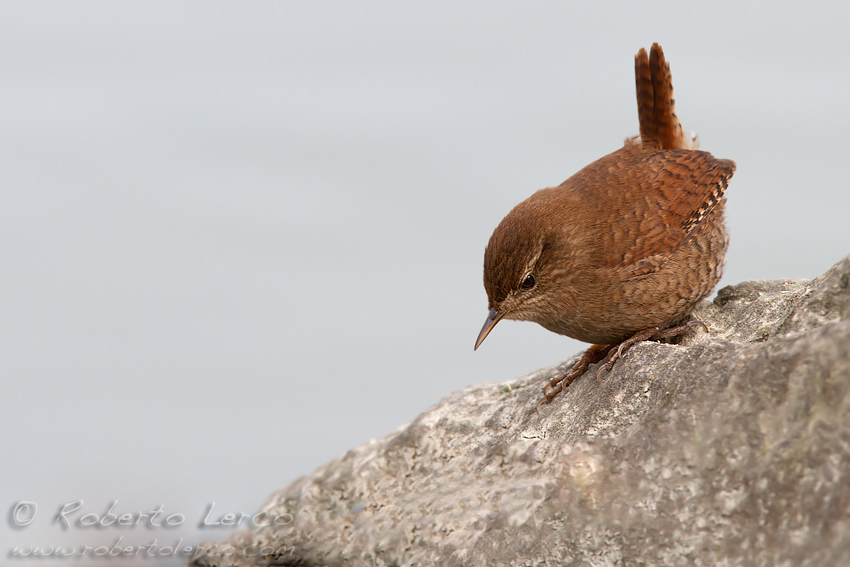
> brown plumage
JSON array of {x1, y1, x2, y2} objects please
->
[{"x1": 476, "y1": 43, "x2": 735, "y2": 407}]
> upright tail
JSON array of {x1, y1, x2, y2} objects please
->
[{"x1": 635, "y1": 43, "x2": 695, "y2": 150}]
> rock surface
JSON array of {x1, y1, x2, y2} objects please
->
[{"x1": 191, "y1": 255, "x2": 850, "y2": 567}]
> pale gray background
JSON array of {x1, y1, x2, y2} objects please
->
[{"x1": 2, "y1": 1, "x2": 848, "y2": 563}]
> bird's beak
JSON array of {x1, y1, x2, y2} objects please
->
[{"x1": 474, "y1": 308, "x2": 504, "y2": 351}]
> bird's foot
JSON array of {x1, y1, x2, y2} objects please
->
[
  {"x1": 536, "y1": 320, "x2": 707, "y2": 412},
  {"x1": 537, "y1": 344, "x2": 613, "y2": 412},
  {"x1": 594, "y1": 319, "x2": 708, "y2": 380}
]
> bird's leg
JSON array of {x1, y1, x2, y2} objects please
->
[
  {"x1": 595, "y1": 319, "x2": 708, "y2": 380},
  {"x1": 538, "y1": 344, "x2": 614, "y2": 411},
  {"x1": 536, "y1": 320, "x2": 708, "y2": 411}
]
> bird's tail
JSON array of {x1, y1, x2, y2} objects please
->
[{"x1": 635, "y1": 43, "x2": 696, "y2": 150}]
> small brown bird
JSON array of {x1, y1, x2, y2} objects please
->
[{"x1": 475, "y1": 43, "x2": 735, "y2": 407}]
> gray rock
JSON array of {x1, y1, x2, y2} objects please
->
[{"x1": 190, "y1": 254, "x2": 850, "y2": 567}]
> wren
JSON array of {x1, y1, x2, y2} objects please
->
[{"x1": 475, "y1": 43, "x2": 735, "y2": 407}]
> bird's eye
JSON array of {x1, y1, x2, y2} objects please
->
[{"x1": 520, "y1": 273, "x2": 536, "y2": 290}]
